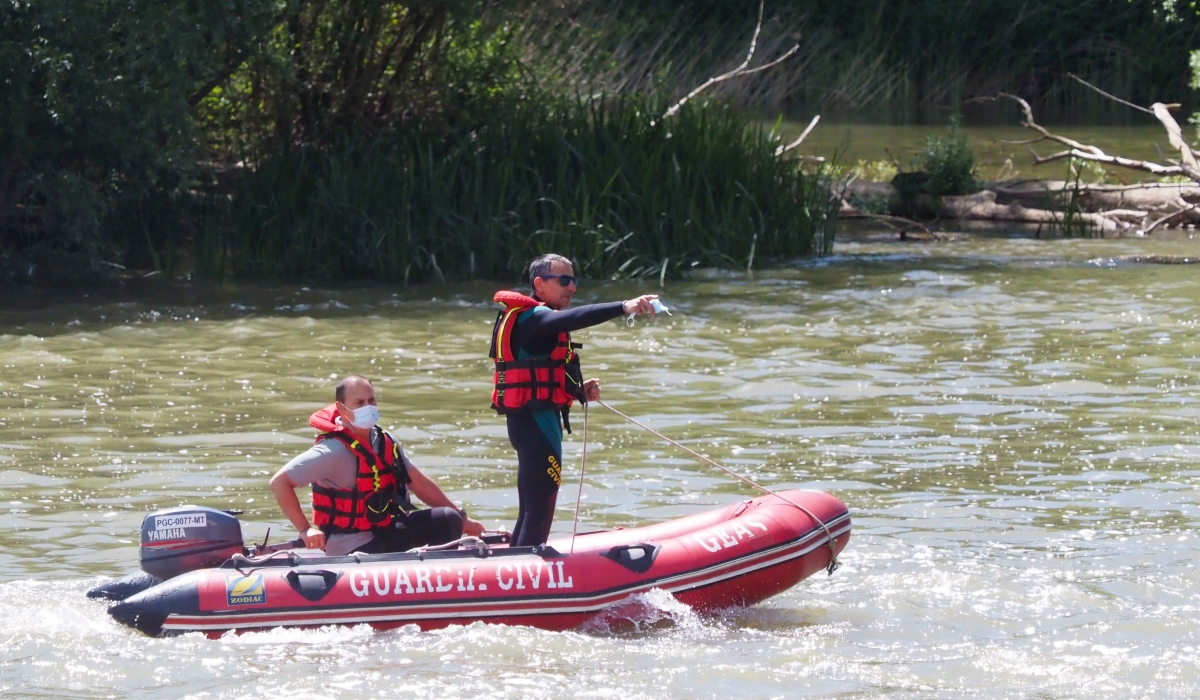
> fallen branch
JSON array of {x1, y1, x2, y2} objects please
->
[
  {"x1": 940, "y1": 191, "x2": 1122, "y2": 232},
  {"x1": 839, "y1": 201, "x2": 931, "y2": 233},
  {"x1": 989, "y1": 180, "x2": 1200, "y2": 214},
  {"x1": 1065, "y1": 72, "x2": 1199, "y2": 176},
  {"x1": 1144, "y1": 202, "x2": 1200, "y2": 233},
  {"x1": 1103, "y1": 208, "x2": 1151, "y2": 222},
  {"x1": 969, "y1": 88, "x2": 1200, "y2": 182},
  {"x1": 997, "y1": 136, "x2": 1045, "y2": 146},
  {"x1": 1067, "y1": 73, "x2": 1153, "y2": 115},
  {"x1": 841, "y1": 178, "x2": 1200, "y2": 231},
  {"x1": 1150, "y1": 103, "x2": 1200, "y2": 177},
  {"x1": 777, "y1": 114, "x2": 820, "y2": 156},
  {"x1": 661, "y1": 1, "x2": 800, "y2": 121},
  {"x1": 1026, "y1": 146, "x2": 1185, "y2": 176}
]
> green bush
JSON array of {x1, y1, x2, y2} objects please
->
[{"x1": 922, "y1": 117, "x2": 977, "y2": 196}]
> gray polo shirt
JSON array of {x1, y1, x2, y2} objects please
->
[{"x1": 281, "y1": 431, "x2": 416, "y2": 556}]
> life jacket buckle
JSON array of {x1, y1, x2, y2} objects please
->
[{"x1": 363, "y1": 489, "x2": 396, "y2": 524}]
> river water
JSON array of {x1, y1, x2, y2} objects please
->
[
  {"x1": 789, "y1": 122, "x2": 1171, "y2": 184},
  {"x1": 2, "y1": 233, "x2": 1200, "y2": 698}
]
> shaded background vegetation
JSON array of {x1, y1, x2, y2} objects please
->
[
  {"x1": 2, "y1": 0, "x2": 1197, "y2": 284},
  {"x1": 534, "y1": 1, "x2": 1199, "y2": 122}
]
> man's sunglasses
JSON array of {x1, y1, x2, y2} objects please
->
[{"x1": 539, "y1": 274, "x2": 579, "y2": 287}]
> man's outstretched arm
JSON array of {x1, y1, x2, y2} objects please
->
[
  {"x1": 517, "y1": 295, "x2": 659, "y2": 338},
  {"x1": 516, "y1": 301, "x2": 625, "y2": 337}
]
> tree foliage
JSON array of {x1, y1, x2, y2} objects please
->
[
  {"x1": 0, "y1": 0, "x2": 274, "y2": 279},
  {"x1": 198, "y1": 1, "x2": 533, "y2": 154},
  {"x1": 3, "y1": 0, "x2": 1200, "y2": 283}
]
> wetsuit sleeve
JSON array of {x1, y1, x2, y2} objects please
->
[{"x1": 515, "y1": 301, "x2": 625, "y2": 339}]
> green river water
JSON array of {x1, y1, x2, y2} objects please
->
[
  {"x1": 2, "y1": 232, "x2": 1200, "y2": 697},
  {"x1": 788, "y1": 122, "x2": 1174, "y2": 183}
]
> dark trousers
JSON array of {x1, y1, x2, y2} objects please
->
[
  {"x1": 506, "y1": 409, "x2": 563, "y2": 547},
  {"x1": 358, "y1": 507, "x2": 464, "y2": 554}
]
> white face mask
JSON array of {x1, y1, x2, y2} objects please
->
[{"x1": 347, "y1": 404, "x2": 379, "y2": 430}]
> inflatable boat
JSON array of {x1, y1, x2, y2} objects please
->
[{"x1": 92, "y1": 490, "x2": 850, "y2": 637}]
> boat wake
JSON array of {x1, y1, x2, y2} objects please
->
[{"x1": 580, "y1": 588, "x2": 703, "y2": 635}]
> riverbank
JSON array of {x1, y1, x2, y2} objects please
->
[{"x1": 841, "y1": 179, "x2": 1200, "y2": 237}]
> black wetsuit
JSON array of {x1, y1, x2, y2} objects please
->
[{"x1": 506, "y1": 299, "x2": 625, "y2": 546}]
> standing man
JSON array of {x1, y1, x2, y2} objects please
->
[
  {"x1": 489, "y1": 253, "x2": 658, "y2": 546},
  {"x1": 270, "y1": 375, "x2": 485, "y2": 555}
]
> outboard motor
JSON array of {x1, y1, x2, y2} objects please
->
[
  {"x1": 140, "y1": 505, "x2": 244, "y2": 579},
  {"x1": 88, "y1": 505, "x2": 245, "y2": 602}
]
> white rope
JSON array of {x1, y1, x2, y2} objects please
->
[
  {"x1": 408, "y1": 536, "x2": 489, "y2": 555},
  {"x1": 596, "y1": 399, "x2": 840, "y2": 574},
  {"x1": 569, "y1": 401, "x2": 589, "y2": 554}
]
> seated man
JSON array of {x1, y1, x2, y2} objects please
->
[{"x1": 270, "y1": 374, "x2": 484, "y2": 555}]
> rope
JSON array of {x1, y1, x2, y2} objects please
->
[
  {"x1": 569, "y1": 401, "x2": 589, "y2": 554},
  {"x1": 595, "y1": 399, "x2": 840, "y2": 575},
  {"x1": 231, "y1": 549, "x2": 301, "y2": 575},
  {"x1": 409, "y1": 536, "x2": 489, "y2": 556}
]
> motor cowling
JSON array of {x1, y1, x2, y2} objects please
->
[{"x1": 139, "y1": 505, "x2": 244, "y2": 580}]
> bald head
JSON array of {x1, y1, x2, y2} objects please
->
[{"x1": 335, "y1": 375, "x2": 373, "y2": 406}]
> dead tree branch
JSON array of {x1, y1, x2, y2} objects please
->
[
  {"x1": 1065, "y1": 71, "x2": 1200, "y2": 179},
  {"x1": 661, "y1": 0, "x2": 800, "y2": 121},
  {"x1": 1067, "y1": 73, "x2": 1154, "y2": 115},
  {"x1": 776, "y1": 114, "x2": 820, "y2": 156},
  {"x1": 969, "y1": 93, "x2": 1200, "y2": 181},
  {"x1": 839, "y1": 209, "x2": 932, "y2": 233},
  {"x1": 1150, "y1": 103, "x2": 1200, "y2": 176},
  {"x1": 1144, "y1": 203, "x2": 1200, "y2": 233},
  {"x1": 1027, "y1": 146, "x2": 1185, "y2": 176}
]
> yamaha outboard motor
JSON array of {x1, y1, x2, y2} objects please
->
[
  {"x1": 140, "y1": 505, "x2": 244, "y2": 579},
  {"x1": 88, "y1": 505, "x2": 244, "y2": 601}
]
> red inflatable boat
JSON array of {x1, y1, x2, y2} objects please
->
[{"x1": 96, "y1": 490, "x2": 850, "y2": 636}]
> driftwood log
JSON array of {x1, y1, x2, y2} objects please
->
[
  {"x1": 939, "y1": 190, "x2": 1121, "y2": 231},
  {"x1": 842, "y1": 179, "x2": 1200, "y2": 234},
  {"x1": 992, "y1": 181, "x2": 1200, "y2": 222}
]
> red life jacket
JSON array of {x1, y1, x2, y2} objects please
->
[
  {"x1": 489, "y1": 291, "x2": 583, "y2": 415},
  {"x1": 306, "y1": 404, "x2": 411, "y2": 535}
]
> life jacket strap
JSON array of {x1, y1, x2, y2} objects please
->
[{"x1": 494, "y1": 358, "x2": 564, "y2": 371}]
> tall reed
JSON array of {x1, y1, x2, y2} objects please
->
[
  {"x1": 196, "y1": 97, "x2": 836, "y2": 282},
  {"x1": 526, "y1": 0, "x2": 1198, "y2": 122}
]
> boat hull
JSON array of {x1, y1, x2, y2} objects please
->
[{"x1": 108, "y1": 490, "x2": 850, "y2": 636}]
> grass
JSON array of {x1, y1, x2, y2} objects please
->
[{"x1": 194, "y1": 96, "x2": 838, "y2": 282}]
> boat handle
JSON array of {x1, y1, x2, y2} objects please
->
[
  {"x1": 602, "y1": 544, "x2": 661, "y2": 574},
  {"x1": 286, "y1": 570, "x2": 342, "y2": 602}
]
